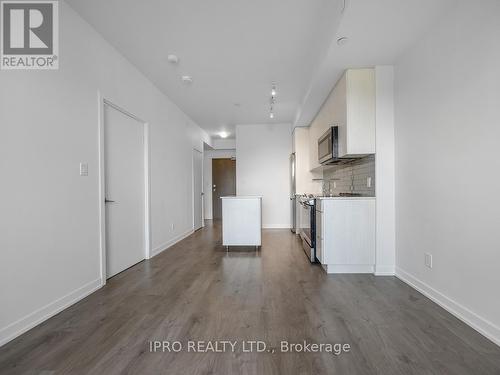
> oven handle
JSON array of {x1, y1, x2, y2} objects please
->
[{"x1": 298, "y1": 199, "x2": 313, "y2": 208}]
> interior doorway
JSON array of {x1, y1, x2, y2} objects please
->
[
  {"x1": 100, "y1": 99, "x2": 150, "y2": 281},
  {"x1": 212, "y1": 158, "x2": 236, "y2": 219}
]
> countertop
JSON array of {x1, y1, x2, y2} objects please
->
[
  {"x1": 315, "y1": 196, "x2": 375, "y2": 200},
  {"x1": 221, "y1": 196, "x2": 262, "y2": 199}
]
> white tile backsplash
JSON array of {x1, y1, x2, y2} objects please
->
[{"x1": 321, "y1": 155, "x2": 375, "y2": 196}]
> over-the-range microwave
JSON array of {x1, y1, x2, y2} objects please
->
[
  {"x1": 318, "y1": 126, "x2": 339, "y2": 164},
  {"x1": 318, "y1": 126, "x2": 356, "y2": 165}
]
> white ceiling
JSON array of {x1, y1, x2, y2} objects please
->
[
  {"x1": 294, "y1": 0, "x2": 456, "y2": 127},
  {"x1": 66, "y1": 0, "x2": 455, "y2": 139}
]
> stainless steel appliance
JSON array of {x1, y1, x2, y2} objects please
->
[
  {"x1": 315, "y1": 199, "x2": 323, "y2": 264},
  {"x1": 298, "y1": 195, "x2": 316, "y2": 262},
  {"x1": 318, "y1": 126, "x2": 339, "y2": 164},
  {"x1": 318, "y1": 126, "x2": 355, "y2": 165},
  {"x1": 290, "y1": 153, "x2": 296, "y2": 233}
]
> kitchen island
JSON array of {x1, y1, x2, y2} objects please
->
[{"x1": 221, "y1": 196, "x2": 262, "y2": 249}]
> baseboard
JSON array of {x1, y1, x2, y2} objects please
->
[
  {"x1": 151, "y1": 229, "x2": 194, "y2": 257},
  {"x1": 325, "y1": 264, "x2": 374, "y2": 274},
  {"x1": 374, "y1": 265, "x2": 395, "y2": 276},
  {"x1": 0, "y1": 278, "x2": 102, "y2": 348},
  {"x1": 262, "y1": 224, "x2": 291, "y2": 229},
  {"x1": 395, "y1": 267, "x2": 500, "y2": 347}
]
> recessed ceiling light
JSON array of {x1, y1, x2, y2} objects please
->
[
  {"x1": 337, "y1": 37, "x2": 349, "y2": 46},
  {"x1": 219, "y1": 131, "x2": 228, "y2": 138},
  {"x1": 167, "y1": 54, "x2": 179, "y2": 64},
  {"x1": 181, "y1": 75, "x2": 193, "y2": 84},
  {"x1": 269, "y1": 84, "x2": 277, "y2": 118}
]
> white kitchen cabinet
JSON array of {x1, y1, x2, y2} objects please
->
[
  {"x1": 293, "y1": 127, "x2": 322, "y2": 194},
  {"x1": 221, "y1": 196, "x2": 262, "y2": 247},
  {"x1": 316, "y1": 198, "x2": 375, "y2": 273},
  {"x1": 309, "y1": 68, "x2": 375, "y2": 170}
]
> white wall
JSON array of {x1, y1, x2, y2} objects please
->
[
  {"x1": 375, "y1": 66, "x2": 396, "y2": 275},
  {"x1": 203, "y1": 149, "x2": 236, "y2": 220},
  {"x1": 212, "y1": 138, "x2": 236, "y2": 150},
  {"x1": 0, "y1": 1, "x2": 209, "y2": 346},
  {"x1": 394, "y1": 0, "x2": 500, "y2": 345},
  {"x1": 236, "y1": 123, "x2": 292, "y2": 228}
]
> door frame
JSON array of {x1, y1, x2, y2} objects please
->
[
  {"x1": 192, "y1": 148, "x2": 204, "y2": 230},
  {"x1": 97, "y1": 93, "x2": 151, "y2": 286}
]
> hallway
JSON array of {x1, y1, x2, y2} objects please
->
[{"x1": 1, "y1": 222, "x2": 499, "y2": 374}]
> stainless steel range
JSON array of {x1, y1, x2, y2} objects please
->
[
  {"x1": 297, "y1": 192, "x2": 363, "y2": 263},
  {"x1": 297, "y1": 195, "x2": 316, "y2": 262}
]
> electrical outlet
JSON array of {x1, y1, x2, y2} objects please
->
[
  {"x1": 367, "y1": 177, "x2": 372, "y2": 188},
  {"x1": 79, "y1": 163, "x2": 88, "y2": 176},
  {"x1": 424, "y1": 253, "x2": 433, "y2": 269}
]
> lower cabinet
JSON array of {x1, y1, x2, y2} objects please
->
[{"x1": 316, "y1": 198, "x2": 375, "y2": 274}]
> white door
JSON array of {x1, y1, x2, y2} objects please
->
[
  {"x1": 193, "y1": 149, "x2": 203, "y2": 231},
  {"x1": 104, "y1": 104, "x2": 145, "y2": 278}
]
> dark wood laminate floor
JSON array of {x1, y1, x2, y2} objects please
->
[{"x1": 1, "y1": 221, "x2": 500, "y2": 375}]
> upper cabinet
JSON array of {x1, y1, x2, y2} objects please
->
[
  {"x1": 309, "y1": 68, "x2": 375, "y2": 170},
  {"x1": 293, "y1": 127, "x2": 322, "y2": 194}
]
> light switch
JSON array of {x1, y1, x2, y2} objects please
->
[
  {"x1": 424, "y1": 253, "x2": 433, "y2": 268},
  {"x1": 79, "y1": 163, "x2": 88, "y2": 176}
]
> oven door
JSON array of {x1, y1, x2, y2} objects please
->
[
  {"x1": 299, "y1": 201, "x2": 311, "y2": 245},
  {"x1": 298, "y1": 199, "x2": 316, "y2": 262}
]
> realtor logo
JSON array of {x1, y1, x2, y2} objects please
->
[{"x1": 1, "y1": 0, "x2": 58, "y2": 69}]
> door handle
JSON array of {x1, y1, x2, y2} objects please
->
[{"x1": 105, "y1": 199, "x2": 115, "y2": 203}]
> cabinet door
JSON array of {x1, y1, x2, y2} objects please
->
[
  {"x1": 308, "y1": 119, "x2": 322, "y2": 170},
  {"x1": 321, "y1": 200, "x2": 334, "y2": 264},
  {"x1": 315, "y1": 204, "x2": 323, "y2": 263},
  {"x1": 306, "y1": 69, "x2": 375, "y2": 165},
  {"x1": 345, "y1": 69, "x2": 375, "y2": 156},
  {"x1": 322, "y1": 199, "x2": 375, "y2": 265},
  {"x1": 308, "y1": 74, "x2": 347, "y2": 169},
  {"x1": 327, "y1": 73, "x2": 348, "y2": 158},
  {"x1": 294, "y1": 127, "x2": 319, "y2": 194}
]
